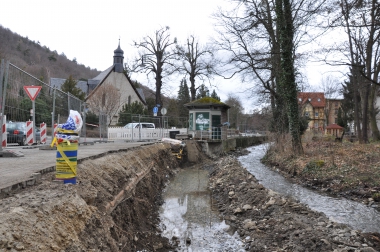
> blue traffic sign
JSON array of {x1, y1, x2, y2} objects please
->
[{"x1": 153, "y1": 106, "x2": 158, "y2": 113}]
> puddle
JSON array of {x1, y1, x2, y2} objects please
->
[
  {"x1": 159, "y1": 168, "x2": 245, "y2": 251},
  {"x1": 238, "y1": 144, "x2": 380, "y2": 233}
]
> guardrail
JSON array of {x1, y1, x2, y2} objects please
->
[{"x1": 108, "y1": 127, "x2": 188, "y2": 141}]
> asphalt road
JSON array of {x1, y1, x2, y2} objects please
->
[{"x1": 0, "y1": 138, "x2": 154, "y2": 191}]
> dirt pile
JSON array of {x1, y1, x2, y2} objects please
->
[
  {"x1": 209, "y1": 155, "x2": 380, "y2": 251},
  {"x1": 0, "y1": 143, "x2": 181, "y2": 252}
]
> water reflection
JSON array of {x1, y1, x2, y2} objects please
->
[
  {"x1": 159, "y1": 169, "x2": 245, "y2": 251},
  {"x1": 239, "y1": 144, "x2": 380, "y2": 233}
]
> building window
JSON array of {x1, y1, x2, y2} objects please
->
[
  {"x1": 315, "y1": 122, "x2": 319, "y2": 128},
  {"x1": 298, "y1": 98, "x2": 302, "y2": 102},
  {"x1": 308, "y1": 98, "x2": 311, "y2": 101},
  {"x1": 315, "y1": 112, "x2": 319, "y2": 117},
  {"x1": 335, "y1": 102, "x2": 338, "y2": 107},
  {"x1": 335, "y1": 118, "x2": 338, "y2": 123},
  {"x1": 335, "y1": 109, "x2": 338, "y2": 115},
  {"x1": 304, "y1": 112, "x2": 309, "y2": 117},
  {"x1": 318, "y1": 98, "x2": 321, "y2": 102}
]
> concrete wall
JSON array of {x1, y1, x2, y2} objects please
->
[{"x1": 199, "y1": 136, "x2": 266, "y2": 156}]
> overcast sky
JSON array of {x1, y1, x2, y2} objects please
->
[{"x1": 1, "y1": 0, "x2": 342, "y2": 112}]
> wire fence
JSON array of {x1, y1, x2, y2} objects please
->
[{"x1": 0, "y1": 59, "x2": 87, "y2": 150}]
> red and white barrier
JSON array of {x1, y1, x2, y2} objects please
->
[
  {"x1": 1, "y1": 115, "x2": 6, "y2": 148},
  {"x1": 40, "y1": 122, "x2": 46, "y2": 144},
  {"x1": 26, "y1": 121, "x2": 34, "y2": 145},
  {"x1": 53, "y1": 123, "x2": 58, "y2": 137}
]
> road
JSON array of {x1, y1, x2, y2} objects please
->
[{"x1": 0, "y1": 138, "x2": 154, "y2": 192}]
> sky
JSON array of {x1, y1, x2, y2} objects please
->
[{"x1": 1, "y1": 0, "x2": 344, "y2": 113}]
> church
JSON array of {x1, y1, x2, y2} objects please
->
[{"x1": 85, "y1": 42, "x2": 147, "y2": 125}]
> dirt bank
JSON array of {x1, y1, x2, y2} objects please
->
[
  {"x1": 262, "y1": 139, "x2": 380, "y2": 212},
  {"x1": 209, "y1": 154, "x2": 380, "y2": 251},
  {"x1": 0, "y1": 143, "x2": 182, "y2": 252}
]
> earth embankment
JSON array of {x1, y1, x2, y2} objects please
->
[{"x1": 0, "y1": 143, "x2": 182, "y2": 251}]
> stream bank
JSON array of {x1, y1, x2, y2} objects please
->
[{"x1": 209, "y1": 152, "x2": 380, "y2": 251}]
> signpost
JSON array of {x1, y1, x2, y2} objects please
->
[
  {"x1": 153, "y1": 106, "x2": 158, "y2": 117},
  {"x1": 23, "y1": 86, "x2": 42, "y2": 143}
]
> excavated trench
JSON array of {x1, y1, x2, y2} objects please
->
[{"x1": 0, "y1": 142, "x2": 192, "y2": 252}]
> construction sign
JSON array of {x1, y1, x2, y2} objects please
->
[{"x1": 23, "y1": 86, "x2": 42, "y2": 101}]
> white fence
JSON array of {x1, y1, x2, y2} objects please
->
[{"x1": 108, "y1": 127, "x2": 188, "y2": 141}]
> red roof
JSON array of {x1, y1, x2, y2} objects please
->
[
  {"x1": 298, "y1": 92, "x2": 325, "y2": 107},
  {"x1": 326, "y1": 124, "x2": 344, "y2": 129}
]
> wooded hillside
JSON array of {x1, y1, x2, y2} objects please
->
[{"x1": 0, "y1": 25, "x2": 100, "y2": 82}]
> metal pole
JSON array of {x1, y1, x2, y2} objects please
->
[
  {"x1": 67, "y1": 92, "x2": 70, "y2": 111},
  {"x1": 32, "y1": 99, "x2": 36, "y2": 143},
  {"x1": 51, "y1": 88, "x2": 56, "y2": 139},
  {"x1": 0, "y1": 59, "x2": 4, "y2": 152},
  {"x1": 82, "y1": 103, "x2": 86, "y2": 142}
]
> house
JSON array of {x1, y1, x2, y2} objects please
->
[
  {"x1": 85, "y1": 42, "x2": 147, "y2": 125},
  {"x1": 325, "y1": 98, "x2": 342, "y2": 126},
  {"x1": 297, "y1": 92, "x2": 325, "y2": 131}
]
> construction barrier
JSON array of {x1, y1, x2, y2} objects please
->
[
  {"x1": 40, "y1": 122, "x2": 46, "y2": 144},
  {"x1": 53, "y1": 123, "x2": 58, "y2": 137},
  {"x1": 1, "y1": 115, "x2": 6, "y2": 147},
  {"x1": 26, "y1": 120, "x2": 33, "y2": 145},
  {"x1": 55, "y1": 140, "x2": 77, "y2": 184}
]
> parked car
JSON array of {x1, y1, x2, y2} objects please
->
[
  {"x1": 123, "y1": 122, "x2": 155, "y2": 129},
  {"x1": 6, "y1": 121, "x2": 40, "y2": 146}
]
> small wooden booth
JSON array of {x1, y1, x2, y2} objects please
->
[
  {"x1": 325, "y1": 123, "x2": 344, "y2": 137},
  {"x1": 184, "y1": 97, "x2": 230, "y2": 140}
]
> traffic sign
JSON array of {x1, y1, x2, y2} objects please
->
[
  {"x1": 161, "y1": 107, "x2": 167, "y2": 115},
  {"x1": 24, "y1": 86, "x2": 42, "y2": 101},
  {"x1": 153, "y1": 106, "x2": 158, "y2": 113}
]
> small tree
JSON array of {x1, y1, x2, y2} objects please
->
[
  {"x1": 177, "y1": 78, "x2": 190, "y2": 118},
  {"x1": 210, "y1": 89, "x2": 220, "y2": 101},
  {"x1": 61, "y1": 75, "x2": 85, "y2": 100},
  {"x1": 118, "y1": 101, "x2": 148, "y2": 126},
  {"x1": 195, "y1": 84, "x2": 209, "y2": 100},
  {"x1": 86, "y1": 82, "x2": 121, "y2": 126}
]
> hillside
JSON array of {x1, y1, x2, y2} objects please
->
[{"x1": 0, "y1": 25, "x2": 100, "y2": 82}]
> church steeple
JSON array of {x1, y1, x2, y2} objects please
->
[{"x1": 113, "y1": 39, "x2": 124, "y2": 73}]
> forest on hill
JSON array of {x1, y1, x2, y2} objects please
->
[{"x1": 0, "y1": 25, "x2": 100, "y2": 82}]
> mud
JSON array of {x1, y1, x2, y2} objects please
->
[
  {"x1": 209, "y1": 155, "x2": 380, "y2": 251},
  {"x1": 0, "y1": 143, "x2": 181, "y2": 252}
]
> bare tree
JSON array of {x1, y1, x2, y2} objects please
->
[
  {"x1": 177, "y1": 35, "x2": 217, "y2": 101},
  {"x1": 86, "y1": 82, "x2": 122, "y2": 126},
  {"x1": 132, "y1": 27, "x2": 178, "y2": 112},
  {"x1": 224, "y1": 93, "x2": 244, "y2": 129}
]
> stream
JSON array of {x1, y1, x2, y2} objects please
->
[
  {"x1": 159, "y1": 168, "x2": 245, "y2": 251},
  {"x1": 238, "y1": 143, "x2": 380, "y2": 233}
]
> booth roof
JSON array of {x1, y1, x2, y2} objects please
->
[{"x1": 184, "y1": 97, "x2": 230, "y2": 109}]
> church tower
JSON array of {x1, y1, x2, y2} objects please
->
[{"x1": 113, "y1": 40, "x2": 124, "y2": 73}]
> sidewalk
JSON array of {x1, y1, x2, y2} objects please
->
[{"x1": 0, "y1": 139, "x2": 154, "y2": 192}]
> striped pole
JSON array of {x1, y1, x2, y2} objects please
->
[
  {"x1": 54, "y1": 123, "x2": 58, "y2": 137},
  {"x1": 1, "y1": 115, "x2": 6, "y2": 148},
  {"x1": 26, "y1": 120, "x2": 34, "y2": 145},
  {"x1": 40, "y1": 122, "x2": 47, "y2": 144}
]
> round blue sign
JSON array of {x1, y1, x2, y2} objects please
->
[{"x1": 153, "y1": 107, "x2": 158, "y2": 113}]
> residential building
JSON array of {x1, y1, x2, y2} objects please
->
[
  {"x1": 325, "y1": 98, "x2": 342, "y2": 126},
  {"x1": 297, "y1": 92, "x2": 325, "y2": 131}
]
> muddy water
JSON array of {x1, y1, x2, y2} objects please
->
[
  {"x1": 238, "y1": 144, "x2": 380, "y2": 233},
  {"x1": 159, "y1": 168, "x2": 245, "y2": 251}
]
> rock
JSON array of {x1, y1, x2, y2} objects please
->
[
  {"x1": 153, "y1": 243, "x2": 163, "y2": 250},
  {"x1": 242, "y1": 204, "x2": 252, "y2": 211},
  {"x1": 234, "y1": 208, "x2": 242, "y2": 214},
  {"x1": 361, "y1": 248, "x2": 377, "y2": 252},
  {"x1": 229, "y1": 191, "x2": 235, "y2": 196}
]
